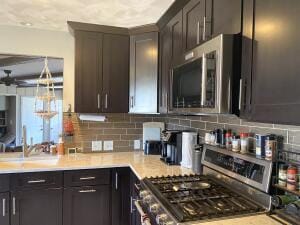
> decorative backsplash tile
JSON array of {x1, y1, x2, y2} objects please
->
[{"x1": 64, "y1": 113, "x2": 300, "y2": 153}]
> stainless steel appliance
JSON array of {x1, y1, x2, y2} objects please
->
[
  {"x1": 160, "y1": 130, "x2": 182, "y2": 165},
  {"x1": 170, "y1": 34, "x2": 235, "y2": 115},
  {"x1": 192, "y1": 144, "x2": 203, "y2": 174},
  {"x1": 135, "y1": 144, "x2": 273, "y2": 225}
]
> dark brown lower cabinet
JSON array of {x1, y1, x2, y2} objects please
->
[
  {"x1": 0, "y1": 192, "x2": 9, "y2": 225},
  {"x1": 11, "y1": 188, "x2": 63, "y2": 225},
  {"x1": 63, "y1": 185, "x2": 111, "y2": 225},
  {"x1": 111, "y1": 168, "x2": 130, "y2": 225}
]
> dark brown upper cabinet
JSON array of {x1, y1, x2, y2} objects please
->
[
  {"x1": 211, "y1": 0, "x2": 242, "y2": 37},
  {"x1": 102, "y1": 34, "x2": 129, "y2": 113},
  {"x1": 240, "y1": 0, "x2": 254, "y2": 120},
  {"x1": 71, "y1": 22, "x2": 129, "y2": 113},
  {"x1": 74, "y1": 31, "x2": 103, "y2": 113},
  {"x1": 168, "y1": 10, "x2": 183, "y2": 67},
  {"x1": 241, "y1": 0, "x2": 300, "y2": 125},
  {"x1": 183, "y1": 0, "x2": 206, "y2": 51}
]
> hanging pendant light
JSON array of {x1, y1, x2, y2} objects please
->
[{"x1": 34, "y1": 57, "x2": 58, "y2": 120}]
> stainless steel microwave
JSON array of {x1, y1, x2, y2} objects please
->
[{"x1": 170, "y1": 34, "x2": 234, "y2": 115}]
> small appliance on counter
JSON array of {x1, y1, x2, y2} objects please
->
[
  {"x1": 192, "y1": 144, "x2": 204, "y2": 174},
  {"x1": 144, "y1": 140, "x2": 161, "y2": 155},
  {"x1": 142, "y1": 122, "x2": 164, "y2": 150},
  {"x1": 180, "y1": 131, "x2": 198, "y2": 169},
  {"x1": 160, "y1": 130, "x2": 182, "y2": 165}
]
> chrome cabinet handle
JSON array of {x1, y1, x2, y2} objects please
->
[
  {"x1": 105, "y1": 94, "x2": 108, "y2": 109},
  {"x1": 130, "y1": 196, "x2": 136, "y2": 213},
  {"x1": 115, "y1": 172, "x2": 118, "y2": 190},
  {"x1": 134, "y1": 200, "x2": 152, "y2": 225},
  {"x1": 197, "y1": 21, "x2": 200, "y2": 45},
  {"x1": 12, "y1": 197, "x2": 16, "y2": 215},
  {"x1": 27, "y1": 179, "x2": 46, "y2": 184},
  {"x1": 97, "y1": 94, "x2": 100, "y2": 109},
  {"x1": 202, "y1": 16, "x2": 206, "y2": 41},
  {"x1": 130, "y1": 96, "x2": 134, "y2": 108},
  {"x1": 201, "y1": 53, "x2": 207, "y2": 106},
  {"x1": 239, "y1": 78, "x2": 243, "y2": 110},
  {"x1": 2, "y1": 198, "x2": 5, "y2": 217},
  {"x1": 79, "y1": 176, "x2": 95, "y2": 180},
  {"x1": 79, "y1": 189, "x2": 96, "y2": 193}
]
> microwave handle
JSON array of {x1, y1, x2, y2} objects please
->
[{"x1": 201, "y1": 53, "x2": 207, "y2": 106}]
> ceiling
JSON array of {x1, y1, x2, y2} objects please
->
[{"x1": 0, "y1": 0, "x2": 174, "y2": 31}]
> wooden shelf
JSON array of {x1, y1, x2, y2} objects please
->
[{"x1": 273, "y1": 184, "x2": 300, "y2": 197}]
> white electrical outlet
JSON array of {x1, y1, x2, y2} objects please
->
[
  {"x1": 92, "y1": 141, "x2": 102, "y2": 151},
  {"x1": 104, "y1": 141, "x2": 113, "y2": 151},
  {"x1": 134, "y1": 140, "x2": 141, "y2": 150}
]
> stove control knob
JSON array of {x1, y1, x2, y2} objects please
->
[
  {"x1": 143, "y1": 194, "x2": 152, "y2": 203},
  {"x1": 139, "y1": 190, "x2": 149, "y2": 198},
  {"x1": 156, "y1": 213, "x2": 168, "y2": 224},
  {"x1": 149, "y1": 203, "x2": 160, "y2": 213}
]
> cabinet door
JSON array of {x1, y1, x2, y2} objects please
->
[
  {"x1": 11, "y1": 188, "x2": 63, "y2": 225},
  {"x1": 251, "y1": 0, "x2": 300, "y2": 124},
  {"x1": 168, "y1": 10, "x2": 183, "y2": 66},
  {"x1": 102, "y1": 34, "x2": 129, "y2": 113},
  {"x1": 0, "y1": 193, "x2": 9, "y2": 225},
  {"x1": 129, "y1": 32, "x2": 158, "y2": 113},
  {"x1": 63, "y1": 185, "x2": 110, "y2": 225},
  {"x1": 183, "y1": 0, "x2": 205, "y2": 51},
  {"x1": 111, "y1": 168, "x2": 130, "y2": 225},
  {"x1": 240, "y1": 0, "x2": 254, "y2": 119},
  {"x1": 211, "y1": 0, "x2": 242, "y2": 37},
  {"x1": 159, "y1": 26, "x2": 172, "y2": 114},
  {"x1": 74, "y1": 31, "x2": 103, "y2": 113}
]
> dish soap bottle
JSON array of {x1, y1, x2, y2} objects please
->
[{"x1": 57, "y1": 135, "x2": 65, "y2": 155}]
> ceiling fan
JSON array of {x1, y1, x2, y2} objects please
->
[{"x1": 0, "y1": 69, "x2": 35, "y2": 87}]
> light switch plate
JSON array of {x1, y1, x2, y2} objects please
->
[
  {"x1": 92, "y1": 141, "x2": 102, "y2": 151},
  {"x1": 104, "y1": 141, "x2": 113, "y2": 151},
  {"x1": 134, "y1": 140, "x2": 141, "y2": 150}
]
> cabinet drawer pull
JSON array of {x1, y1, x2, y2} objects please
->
[
  {"x1": 79, "y1": 189, "x2": 96, "y2": 193},
  {"x1": 105, "y1": 94, "x2": 108, "y2": 109},
  {"x1": 2, "y1": 198, "x2": 5, "y2": 217},
  {"x1": 12, "y1": 197, "x2": 16, "y2": 215},
  {"x1": 79, "y1": 176, "x2": 96, "y2": 180},
  {"x1": 97, "y1": 94, "x2": 100, "y2": 109},
  {"x1": 130, "y1": 196, "x2": 136, "y2": 213},
  {"x1": 197, "y1": 21, "x2": 200, "y2": 45},
  {"x1": 115, "y1": 172, "x2": 118, "y2": 190},
  {"x1": 130, "y1": 96, "x2": 134, "y2": 108},
  {"x1": 239, "y1": 78, "x2": 243, "y2": 110},
  {"x1": 27, "y1": 179, "x2": 46, "y2": 184},
  {"x1": 202, "y1": 16, "x2": 206, "y2": 41}
]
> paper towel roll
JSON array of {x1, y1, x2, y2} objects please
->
[
  {"x1": 181, "y1": 132, "x2": 197, "y2": 169},
  {"x1": 79, "y1": 114, "x2": 106, "y2": 122}
]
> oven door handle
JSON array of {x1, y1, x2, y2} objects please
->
[{"x1": 134, "y1": 200, "x2": 152, "y2": 225}]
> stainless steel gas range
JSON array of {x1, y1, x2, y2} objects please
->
[{"x1": 134, "y1": 144, "x2": 273, "y2": 225}]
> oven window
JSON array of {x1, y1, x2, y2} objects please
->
[{"x1": 172, "y1": 58, "x2": 202, "y2": 108}]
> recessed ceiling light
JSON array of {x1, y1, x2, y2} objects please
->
[{"x1": 20, "y1": 22, "x2": 33, "y2": 27}]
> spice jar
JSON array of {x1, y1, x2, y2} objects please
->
[
  {"x1": 255, "y1": 134, "x2": 266, "y2": 157},
  {"x1": 57, "y1": 135, "x2": 65, "y2": 155},
  {"x1": 232, "y1": 135, "x2": 240, "y2": 152},
  {"x1": 225, "y1": 130, "x2": 232, "y2": 150},
  {"x1": 287, "y1": 165, "x2": 297, "y2": 191},
  {"x1": 278, "y1": 164, "x2": 288, "y2": 187},
  {"x1": 240, "y1": 133, "x2": 249, "y2": 154},
  {"x1": 265, "y1": 134, "x2": 277, "y2": 161}
]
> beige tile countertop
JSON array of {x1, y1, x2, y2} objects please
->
[{"x1": 0, "y1": 151, "x2": 290, "y2": 225}]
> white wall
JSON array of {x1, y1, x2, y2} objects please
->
[{"x1": 0, "y1": 25, "x2": 74, "y2": 111}]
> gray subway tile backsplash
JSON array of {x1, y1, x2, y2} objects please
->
[{"x1": 65, "y1": 113, "x2": 300, "y2": 153}]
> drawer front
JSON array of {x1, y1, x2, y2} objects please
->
[
  {"x1": 0, "y1": 174, "x2": 10, "y2": 192},
  {"x1": 64, "y1": 169, "x2": 110, "y2": 187},
  {"x1": 11, "y1": 171, "x2": 63, "y2": 190}
]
